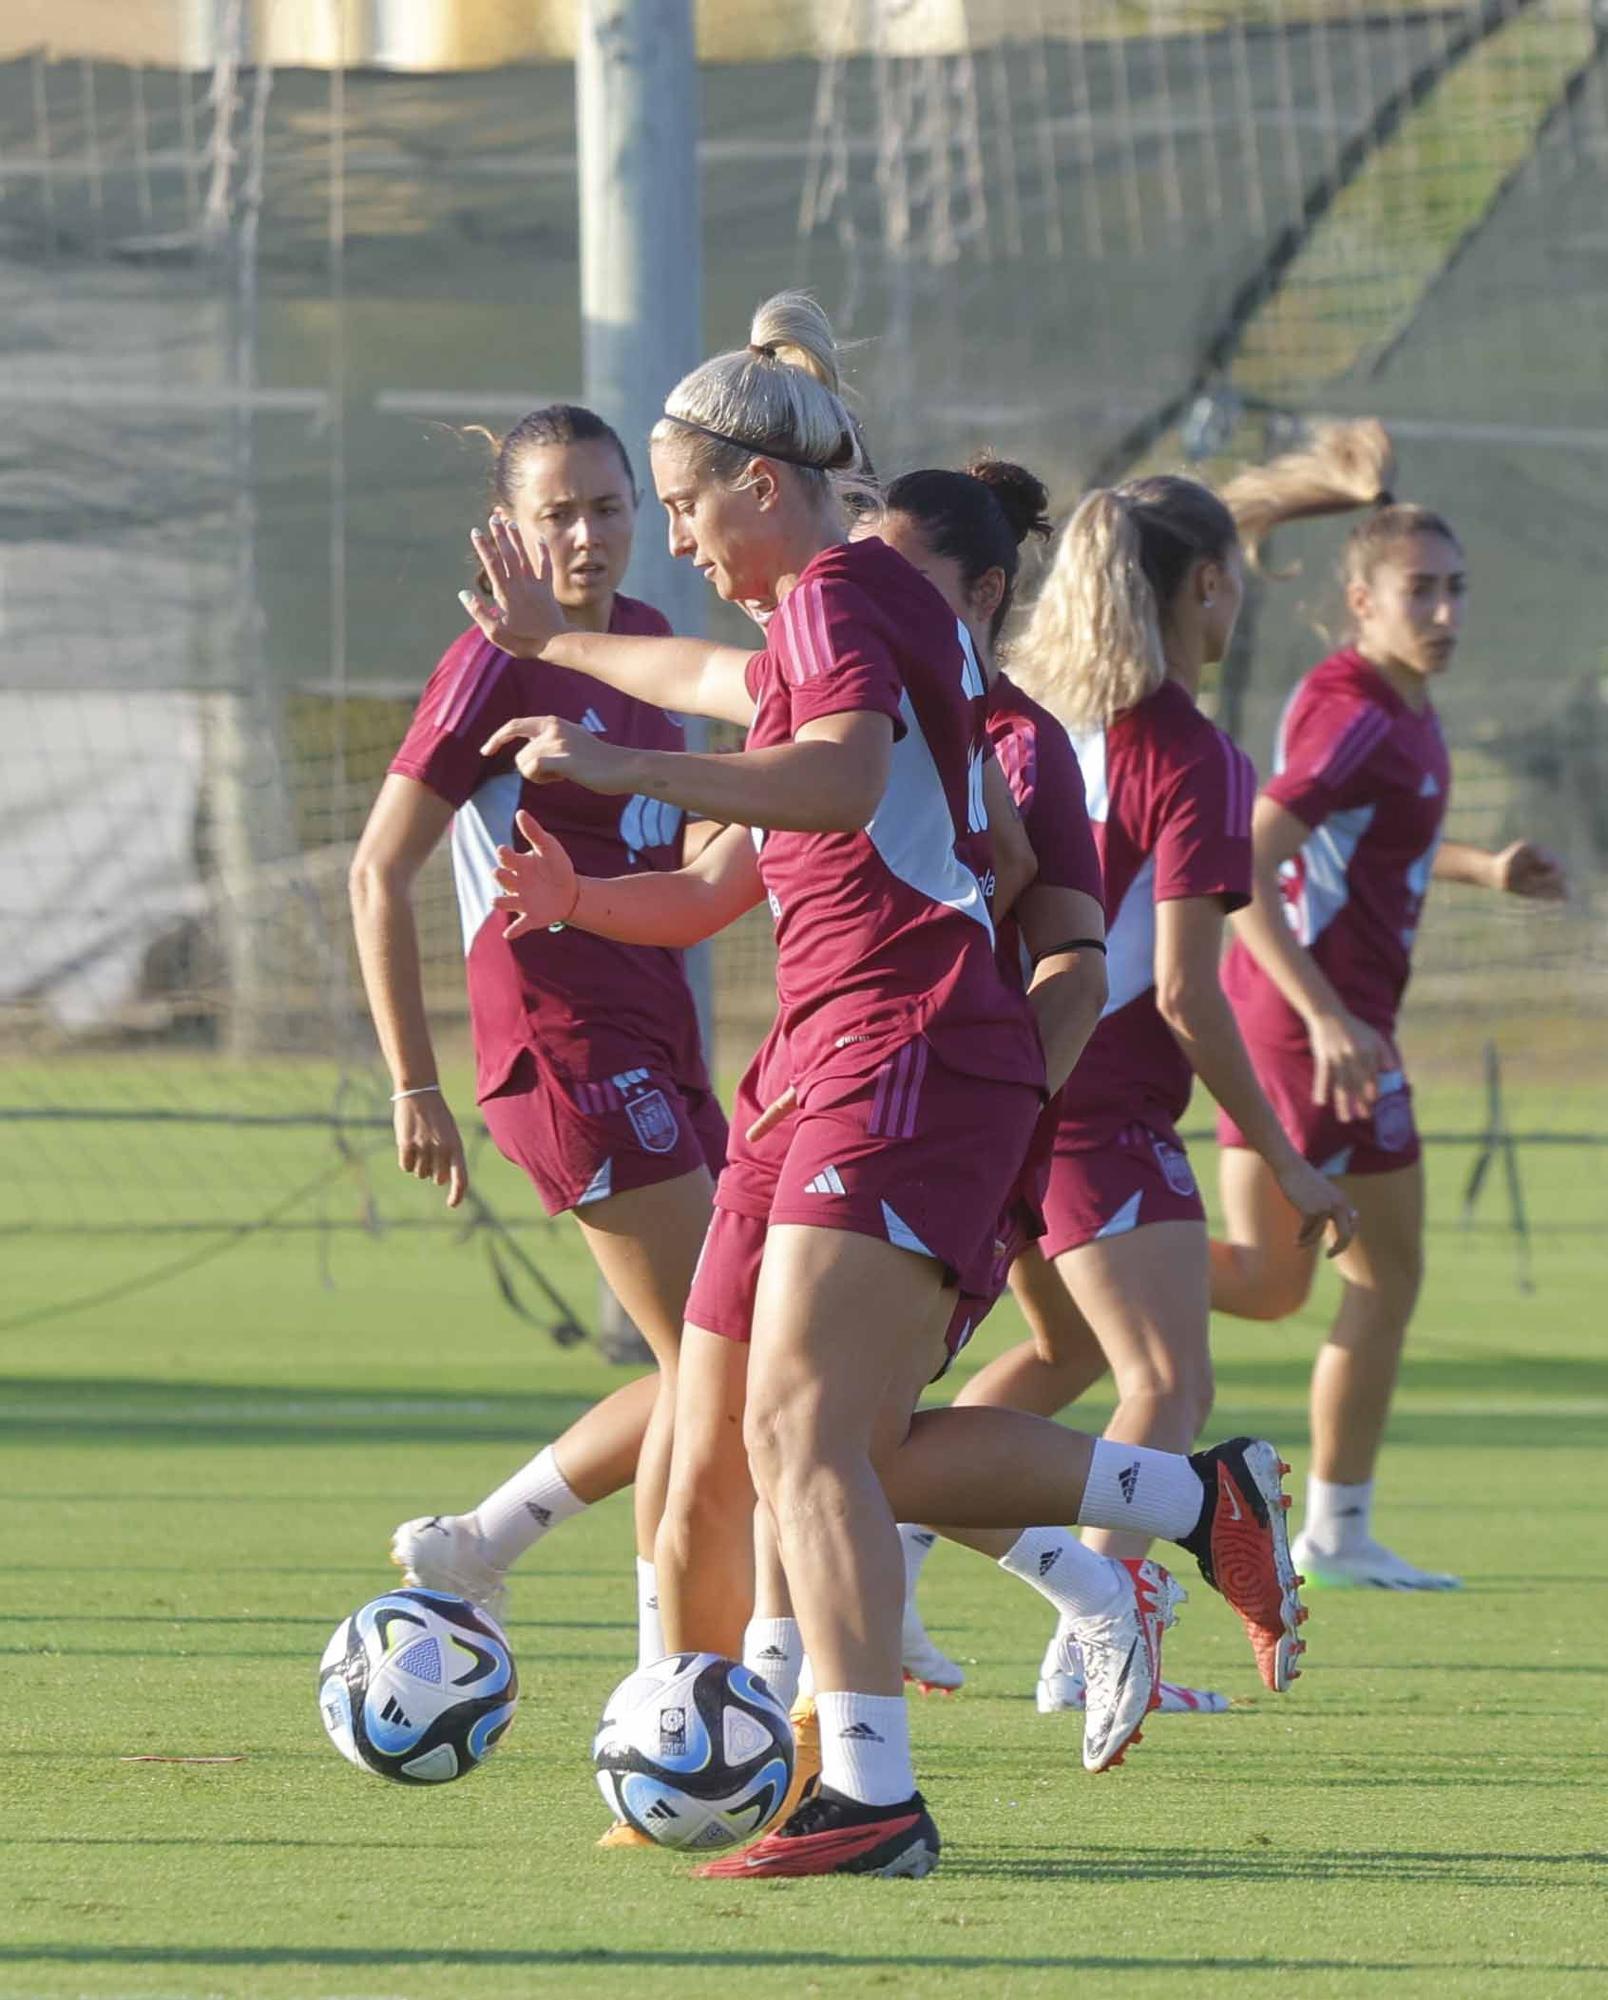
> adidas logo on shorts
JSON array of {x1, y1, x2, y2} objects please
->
[{"x1": 803, "y1": 1166, "x2": 847, "y2": 1196}]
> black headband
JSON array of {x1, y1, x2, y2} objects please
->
[{"x1": 663, "y1": 413, "x2": 857, "y2": 474}]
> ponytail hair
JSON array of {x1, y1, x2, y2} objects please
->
[
  {"x1": 1221, "y1": 417, "x2": 1460, "y2": 589},
  {"x1": 881, "y1": 453, "x2": 1052, "y2": 641},
  {"x1": 1010, "y1": 475, "x2": 1237, "y2": 730},
  {"x1": 654, "y1": 290, "x2": 876, "y2": 505}
]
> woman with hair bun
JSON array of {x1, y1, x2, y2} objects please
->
[
  {"x1": 349, "y1": 407, "x2": 727, "y2": 1827},
  {"x1": 1210, "y1": 421, "x2": 1565, "y2": 1591},
  {"x1": 475, "y1": 294, "x2": 1311, "y2": 1879}
]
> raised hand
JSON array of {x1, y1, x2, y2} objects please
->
[
  {"x1": 1492, "y1": 840, "x2": 1567, "y2": 902},
  {"x1": 481, "y1": 714, "x2": 636, "y2": 795},
  {"x1": 492, "y1": 808, "x2": 581, "y2": 939},
  {"x1": 459, "y1": 514, "x2": 569, "y2": 658}
]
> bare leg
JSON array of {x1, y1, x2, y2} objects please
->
[
  {"x1": 548, "y1": 1372, "x2": 658, "y2": 1502},
  {"x1": 1210, "y1": 1147, "x2": 1321, "y2": 1322},
  {"x1": 573, "y1": 1168, "x2": 713, "y2": 1559},
  {"x1": 956, "y1": 1245, "x2": 1110, "y2": 1416},
  {"x1": 1310, "y1": 1163, "x2": 1424, "y2": 1484},
  {"x1": 654, "y1": 1324, "x2": 753, "y2": 1658},
  {"x1": 1060, "y1": 1221, "x2": 1212, "y2": 1559}
]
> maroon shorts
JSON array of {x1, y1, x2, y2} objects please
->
[
  {"x1": 1217, "y1": 1048, "x2": 1420, "y2": 1178},
  {"x1": 481, "y1": 1047, "x2": 727, "y2": 1217},
  {"x1": 1039, "y1": 1117, "x2": 1206, "y2": 1259},
  {"x1": 687, "y1": 1038, "x2": 1043, "y2": 1352}
]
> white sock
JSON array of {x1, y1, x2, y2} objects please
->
[
  {"x1": 742, "y1": 1617, "x2": 803, "y2": 1709},
  {"x1": 473, "y1": 1445, "x2": 586, "y2": 1568},
  {"x1": 816, "y1": 1691, "x2": 915, "y2": 1807},
  {"x1": 999, "y1": 1526, "x2": 1125, "y2": 1623},
  {"x1": 797, "y1": 1652, "x2": 816, "y2": 1701},
  {"x1": 1304, "y1": 1475, "x2": 1373, "y2": 1554},
  {"x1": 1080, "y1": 1439, "x2": 1206, "y2": 1543},
  {"x1": 898, "y1": 1524, "x2": 939, "y2": 1599},
  {"x1": 636, "y1": 1558, "x2": 665, "y2": 1667}
]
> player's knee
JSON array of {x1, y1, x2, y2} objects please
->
[{"x1": 1242, "y1": 1261, "x2": 1314, "y2": 1321}]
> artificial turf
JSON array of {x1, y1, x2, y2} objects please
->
[{"x1": 2, "y1": 1089, "x2": 1605, "y2": 1999}]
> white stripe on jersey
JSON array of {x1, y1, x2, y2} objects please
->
[
  {"x1": 956, "y1": 619, "x2": 988, "y2": 700},
  {"x1": 965, "y1": 745, "x2": 988, "y2": 834},
  {"x1": 1102, "y1": 852, "x2": 1158, "y2": 1016},
  {"x1": 1070, "y1": 723, "x2": 1110, "y2": 823},
  {"x1": 865, "y1": 689, "x2": 993, "y2": 938},
  {"x1": 1287, "y1": 803, "x2": 1376, "y2": 946},
  {"x1": 449, "y1": 771, "x2": 521, "y2": 955}
]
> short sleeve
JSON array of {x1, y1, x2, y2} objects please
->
[
  {"x1": 1152, "y1": 728, "x2": 1254, "y2": 912},
  {"x1": 389, "y1": 630, "x2": 522, "y2": 808},
  {"x1": 1020, "y1": 719, "x2": 1104, "y2": 906},
  {"x1": 771, "y1": 574, "x2": 905, "y2": 736},
  {"x1": 1263, "y1": 691, "x2": 1393, "y2": 833}
]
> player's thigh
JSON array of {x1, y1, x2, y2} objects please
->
[
  {"x1": 1334, "y1": 1160, "x2": 1424, "y2": 1299},
  {"x1": 1219, "y1": 1145, "x2": 1322, "y2": 1309},
  {"x1": 571, "y1": 1167, "x2": 715, "y2": 1363},
  {"x1": 1057, "y1": 1218, "x2": 1211, "y2": 1392},
  {"x1": 1005, "y1": 1242, "x2": 1103, "y2": 1367},
  {"x1": 745, "y1": 1223, "x2": 949, "y2": 1467}
]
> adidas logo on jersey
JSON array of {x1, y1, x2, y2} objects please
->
[
  {"x1": 803, "y1": 1166, "x2": 847, "y2": 1196},
  {"x1": 1118, "y1": 1461, "x2": 1141, "y2": 1503}
]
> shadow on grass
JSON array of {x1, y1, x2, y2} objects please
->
[
  {"x1": 950, "y1": 1844, "x2": 1607, "y2": 1889},
  {"x1": 2, "y1": 1943, "x2": 1603, "y2": 1977}
]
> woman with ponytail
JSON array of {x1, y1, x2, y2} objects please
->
[
  {"x1": 349, "y1": 407, "x2": 727, "y2": 1846},
  {"x1": 1211, "y1": 422, "x2": 1565, "y2": 1591},
  {"x1": 475, "y1": 295, "x2": 1314, "y2": 1878},
  {"x1": 896, "y1": 474, "x2": 1354, "y2": 1719}
]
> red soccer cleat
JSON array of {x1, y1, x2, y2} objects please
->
[
  {"x1": 695, "y1": 1786, "x2": 941, "y2": 1880},
  {"x1": 1179, "y1": 1437, "x2": 1307, "y2": 1693}
]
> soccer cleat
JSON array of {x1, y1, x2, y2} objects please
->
[
  {"x1": 1292, "y1": 1532, "x2": 1461, "y2": 1592},
  {"x1": 596, "y1": 1818, "x2": 654, "y2": 1850},
  {"x1": 1073, "y1": 1558, "x2": 1184, "y2": 1772},
  {"x1": 1178, "y1": 1438, "x2": 1306, "y2": 1693},
  {"x1": 390, "y1": 1514, "x2": 509, "y2": 1623},
  {"x1": 1036, "y1": 1627, "x2": 1229, "y2": 1717},
  {"x1": 694, "y1": 1785, "x2": 941, "y2": 1880},
  {"x1": 901, "y1": 1602, "x2": 965, "y2": 1694}
]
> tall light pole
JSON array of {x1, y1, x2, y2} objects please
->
[{"x1": 576, "y1": 1, "x2": 709, "y2": 1357}]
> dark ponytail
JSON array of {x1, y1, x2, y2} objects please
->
[{"x1": 882, "y1": 455, "x2": 1053, "y2": 641}]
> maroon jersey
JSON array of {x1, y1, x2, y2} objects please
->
[
  {"x1": 986, "y1": 670, "x2": 1104, "y2": 990},
  {"x1": 1223, "y1": 647, "x2": 1449, "y2": 1042},
  {"x1": 1056, "y1": 678, "x2": 1256, "y2": 1143},
  {"x1": 741, "y1": 537, "x2": 1043, "y2": 1095},
  {"x1": 389, "y1": 595, "x2": 708, "y2": 1103}
]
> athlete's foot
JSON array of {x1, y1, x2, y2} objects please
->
[
  {"x1": 1075, "y1": 1557, "x2": 1184, "y2": 1773},
  {"x1": 596, "y1": 1819, "x2": 654, "y2": 1849},
  {"x1": 390, "y1": 1513, "x2": 509, "y2": 1624},
  {"x1": 1178, "y1": 1438, "x2": 1306, "y2": 1693},
  {"x1": 694, "y1": 1785, "x2": 941, "y2": 1879},
  {"x1": 901, "y1": 1603, "x2": 964, "y2": 1694},
  {"x1": 1292, "y1": 1532, "x2": 1461, "y2": 1592}
]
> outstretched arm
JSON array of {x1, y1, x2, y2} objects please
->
[
  {"x1": 494, "y1": 811, "x2": 764, "y2": 948},
  {"x1": 459, "y1": 516, "x2": 756, "y2": 726},
  {"x1": 1433, "y1": 838, "x2": 1567, "y2": 899}
]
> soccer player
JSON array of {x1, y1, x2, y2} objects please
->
[
  {"x1": 1208, "y1": 421, "x2": 1566, "y2": 1589},
  {"x1": 897, "y1": 475, "x2": 1356, "y2": 1718},
  {"x1": 348, "y1": 406, "x2": 725, "y2": 1707},
  {"x1": 471, "y1": 292, "x2": 1309, "y2": 1880}
]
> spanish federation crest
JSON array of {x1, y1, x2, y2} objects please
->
[{"x1": 626, "y1": 1087, "x2": 680, "y2": 1155}]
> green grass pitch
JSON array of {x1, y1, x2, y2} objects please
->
[{"x1": 2, "y1": 1087, "x2": 1605, "y2": 1998}]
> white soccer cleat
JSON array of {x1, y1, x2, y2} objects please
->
[
  {"x1": 1292, "y1": 1532, "x2": 1461, "y2": 1592},
  {"x1": 1036, "y1": 1619, "x2": 1086, "y2": 1714},
  {"x1": 901, "y1": 1601, "x2": 965, "y2": 1694},
  {"x1": 390, "y1": 1513, "x2": 509, "y2": 1623},
  {"x1": 1073, "y1": 1558, "x2": 1184, "y2": 1773}
]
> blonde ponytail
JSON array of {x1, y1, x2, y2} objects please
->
[
  {"x1": 1010, "y1": 474, "x2": 1238, "y2": 731},
  {"x1": 655, "y1": 289, "x2": 874, "y2": 503}
]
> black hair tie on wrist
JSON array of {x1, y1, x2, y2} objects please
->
[{"x1": 1035, "y1": 936, "x2": 1107, "y2": 962}]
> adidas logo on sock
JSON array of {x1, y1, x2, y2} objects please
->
[
  {"x1": 1118, "y1": 1462, "x2": 1141, "y2": 1503},
  {"x1": 911, "y1": 1531, "x2": 937, "y2": 1550},
  {"x1": 1335, "y1": 1505, "x2": 1364, "y2": 1518},
  {"x1": 1038, "y1": 1549, "x2": 1060, "y2": 1577},
  {"x1": 757, "y1": 1645, "x2": 788, "y2": 1661},
  {"x1": 838, "y1": 1721, "x2": 884, "y2": 1742},
  {"x1": 524, "y1": 1502, "x2": 552, "y2": 1527},
  {"x1": 803, "y1": 1165, "x2": 847, "y2": 1196}
]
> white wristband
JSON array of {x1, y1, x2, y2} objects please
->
[{"x1": 390, "y1": 1084, "x2": 442, "y2": 1102}]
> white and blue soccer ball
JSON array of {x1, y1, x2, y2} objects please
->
[
  {"x1": 593, "y1": 1651, "x2": 794, "y2": 1851},
  {"x1": 317, "y1": 1588, "x2": 518, "y2": 1785}
]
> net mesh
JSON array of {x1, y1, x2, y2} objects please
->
[{"x1": 2, "y1": 1, "x2": 1602, "y2": 1299}]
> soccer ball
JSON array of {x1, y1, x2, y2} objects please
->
[
  {"x1": 593, "y1": 1651, "x2": 794, "y2": 1851},
  {"x1": 317, "y1": 1588, "x2": 518, "y2": 1784}
]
